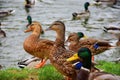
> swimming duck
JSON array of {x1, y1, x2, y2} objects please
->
[
  {"x1": 0, "y1": 22, "x2": 6, "y2": 38},
  {"x1": 72, "y1": 2, "x2": 90, "y2": 20},
  {"x1": 45, "y1": 21, "x2": 100, "y2": 80},
  {"x1": 23, "y1": 22, "x2": 54, "y2": 68},
  {"x1": 67, "y1": 47, "x2": 120, "y2": 80},
  {"x1": 0, "y1": 10, "x2": 15, "y2": 17},
  {"x1": 103, "y1": 26, "x2": 120, "y2": 46},
  {"x1": 66, "y1": 32, "x2": 113, "y2": 56},
  {"x1": 26, "y1": 15, "x2": 44, "y2": 34},
  {"x1": 94, "y1": 0, "x2": 117, "y2": 6},
  {"x1": 25, "y1": 0, "x2": 35, "y2": 8}
]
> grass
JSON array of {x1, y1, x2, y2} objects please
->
[{"x1": 0, "y1": 61, "x2": 120, "y2": 80}]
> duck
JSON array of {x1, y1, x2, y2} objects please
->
[
  {"x1": 94, "y1": 0, "x2": 117, "y2": 6},
  {"x1": 45, "y1": 21, "x2": 100, "y2": 80},
  {"x1": 72, "y1": 2, "x2": 90, "y2": 20},
  {"x1": 25, "y1": 0, "x2": 35, "y2": 8},
  {"x1": 18, "y1": 57, "x2": 41, "y2": 69},
  {"x1": 103, "y1": 26, "x2": 120, "y2": 46},
  {"x1": 0, "y1": 22, "x2": 6, "y2": 38},
  {"x1": 67, "y1": 47, "x2": 120, "y2": 80},
  {"x1": 0, "y1": 10, "x2": 15, "y2": 17},
  {"x1": 26, "y1": 15, "x2": 44, "y2": 34},
  {"x1": 65, "y1": 32, "x2": 114, "y2": 61},
  {"x1": 23, "y1": 21, "x2": 54, "y2": 68}
]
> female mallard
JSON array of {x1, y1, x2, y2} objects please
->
[
  {"x1": 66, "y1": 32, "x2": 113, "y2": 56},
  {"x1": 72, "y1": 2, "x2": 90, "y2": 20},
  {"x1": 45, "y1": 21, "x2": 99, "y2": 80},
  {"x1": 0, "y1": 22, "x2": 6, "y2": 38},
  {"x1": 67, "y1": 47, "x2": 120, "y2": 80},
  {"x1": 26, "y1": 15, "x2": 44, "y2": 34},
  {"x1": 25, "y1": 0, "x2": 35, "y2": 8},
  {"x1": 0, "y1": 10, "x2": 15, "y2": 17},
  {"x1": 23, "y1": 22, "x2": 54, "y2": 68}
]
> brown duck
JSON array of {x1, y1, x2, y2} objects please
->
[
  {"x1": 45, "y1": 21, "x2": 99, "y2": 80},
  {"x1": 23, "y1": 22, "x2": 54, "y2": 68}
]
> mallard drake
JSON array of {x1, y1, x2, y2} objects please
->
[
  {"x1": 26, "y1": 15, "x2": 44, "y2": 34},
  {"x1": 25, "y1": 0, "x2": 35, "y2": 8},
  {"x1": 18, "y1": 57, "x2": 41, "y2": 69},
  {"x1": 45, "y1": 21, "x2": 100, "y2": 80},
  {"x1": 0, "y1": 22, "x2": 6, "y2": 38},
  {"x1": 66, "y1": 32, "x2": 114, "y2": 56},
  {"x1": 67, "y1": 47, "x2": 120, "y2": 80},
  {"x1": 72, "y1": 2, "x2": 90, "y2": 20},
  {"x1": 0, "y1": 10, "x2": 15, "y2": 17},
  {"x1": 23, "y1": 22, "x2": 54, "y2": 68},
  {"x1": 103, "y1": 26, "x2": 120, "y2": 33}
]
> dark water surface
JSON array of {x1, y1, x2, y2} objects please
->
[{"x1": 0, "y1": 0, "x2": 120, "y2": 68}]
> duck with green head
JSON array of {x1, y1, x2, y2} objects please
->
[
  {"x1": 66, "y1": 32, "x2": 114, "y2": 61},
  {"x1": 26, "y1": 15, "x2": 44, "y2": 34},
  {"x1": 72, "y1": 2, "x2": 90, "y2": 20},
  {"x1": 67, "y1": 47, "x2": 120, "y2": 80}
]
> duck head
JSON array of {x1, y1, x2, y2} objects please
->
[
  {"x1": 66, "y1": 32, "x2": 87, "y2": 42},
  {"x1": 26, "y1": 15, "x2": 32, "y2": 27},
  {"x1": 84, "y1": 2, "x2": 90, "y2": 11},
  {"x1": 45, "y1": 21, "x2": 65, "y2": 47},
  {"x1": 24, "y1": 21, "x2": 42, "y2": 34},
  {"x1": 67, "y1": 47, "x2": 92, "y2": 70}
]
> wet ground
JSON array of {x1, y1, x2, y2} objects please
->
[{"x1": 0, "y1": 0, "x2": 120, "y2": 68}]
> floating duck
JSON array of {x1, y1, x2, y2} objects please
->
[
  {"x1": 0, "y1": 22, "x2": 6, "y2": 38},
  {"x1": 94, "y1": 0, "x2": 117, "y2": 6},
  {"x1": 0, "y1": 10, "x2": 15, "y2": 17},
  {"x1": 25, "y1": 0, "x2": 35, "y2": 8},
  {"x1": 26, "y1": 15, "x2": 44, "y2": 34},
  {"x1": 23, "y1": 22, "x2": 54, "y2": 68},
  {"x1": 72, "y1": 2, "x2": 90, "y2": 20},
  {"x1": 103, "y1": 26, "x2": 120, "y2": 46},
  {"x1": 67, "y1": 47, "x2": 120, "y2": 80},
  {"x1": 45, "y1": 21, "x2": 99, "y2": 80}
]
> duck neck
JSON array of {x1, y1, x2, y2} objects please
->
[
  {"x1": 32, "y1": 25, "x2": 41, "y2": 37},
  {"x1": 55, "y1": 30, "x2": 65, "y2": 48}
]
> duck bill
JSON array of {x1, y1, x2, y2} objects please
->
[
  {"x1": 83, "y1": 35, "x2": 88, "y2": 39},
  {"x1": 66, "y1": 53, "x2": 79, "y2": 62},
  {"x1": 24, "y1": 28, "x2": 32, "y2": 33}
]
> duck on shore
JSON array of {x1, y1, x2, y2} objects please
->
[
  {"x1": 67, "y1": 47, "x2": 120, "y2": 80},
  {"x1": 45, "y1": 21, "x2": 100, "y2": 80},
  {"x1": 23, "y1": 22, "x2": 54, "y2": 68}
]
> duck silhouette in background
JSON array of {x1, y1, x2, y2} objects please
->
[
  {"x1": 0, "y1": 10, "x2": 15, "y2": 17},
  {"x1": 0, "y1": 22, "x2": 6, "y2": 38}
]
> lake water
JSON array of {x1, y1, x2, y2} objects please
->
[{"x1": 0, "y1": 0, "x2": 120, "y2": 68}]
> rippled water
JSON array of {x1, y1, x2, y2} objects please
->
[{"x1": 0, "y1": 0, "x2": 120, "y2": 68}]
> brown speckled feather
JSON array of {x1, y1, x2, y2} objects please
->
[
  {"x1": 66, "y1": 32, "x2": 113, "y2": 55},
  {"x1": 23, "y1": 22, "x2": 54, "y2": 60}
]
